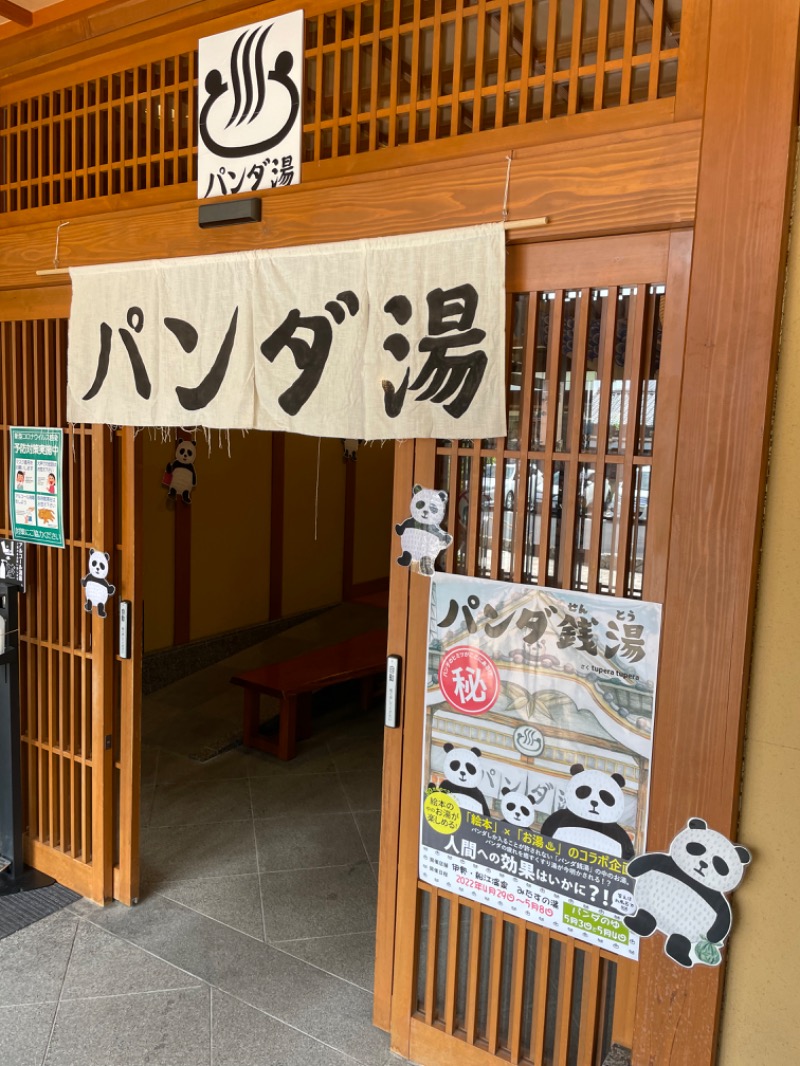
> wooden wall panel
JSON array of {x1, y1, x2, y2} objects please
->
[
  {"x1": 0, "y1": 119, "x2": 700, "y2": 293},
  {"x1": 632, "y1": 2, "x2": 800, "y2": 1063}
]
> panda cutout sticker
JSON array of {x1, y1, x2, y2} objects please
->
[
  {"x1": 624, "y1": 818, "x2": 751, "y2": 968},
  {"x1": 395, "y1": 485, "x2": 452, "y2": 576},
  {"x1": 163, "y1": 439, "x2": 198, "y2": 505},
  {"x1": 81, "y1": 549, "x2": 116, "y2": 619}
]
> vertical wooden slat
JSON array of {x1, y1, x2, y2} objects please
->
[
  {"x1": 575, "y1": 948, "x2": 601, "y2": 1064},
  {"x1": 620, "y1": 0, "x2": 637, "y2": 107},
  {"x1": 518, "y1": 0, "x2": 535, "y2": 124},
  {"x1": 537, "y1": 291, "x2": 563, "y2": 585},
  {"x1": 349, "y1": 3, "x2": 362, "y2": 157},
  {"x1": 529, "y1": 929, "x2": 550, "y2": 1064},
  {"x1": 449, "y1": 0, "x2": 465, "y2": 136},
  {"x1": 648, "y1": 0, "x2": 665, "y2": 101},
  {"x1": 330, "y1": 8, "x2": 343, "y2": 156},
  {"x1": 90, "y1": 423, "x2": 114, "y2": 902},
  {"x1": 506, "y1": 921, "x2": 527, "y2": 1063},
  {"x1": 407, "y1": 0, "x2": 422, "y2": 144},
  {"x1": 464, "y1": 902, "x2": 483, "y2": 1045},
  {"x1": 542, "y1": 0, "x2": 558, "y2": 119},
  {"x1": 510, "y1": 292, "x2": 537, "y2": 583},
  {"x1": 560, "y1": 289, "x2": 590, "y2": 587},
  {"x1": 553, "y1": 938, "x2": 576, "y2": 1066},
  {"x1": 494, "y1": 0, "x2": 510, "y2": 129},
  {"x1": 443, "y1": 896, "x2": 460, "y2": 1034},
  {"x1": 113, "y1": 427, "x2": 141, "y2": 904},
  {"x1": 472, "y1": 0, "x2": 487, "y2": 133},
  {"x1": 567, "y1": 0, "x2": 584, "y2": 115},
  {"x1": 613, "y1": 287, "x2": 646, "y2": 598}
]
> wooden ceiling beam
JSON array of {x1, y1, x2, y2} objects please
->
[{"x1": 0, "y1": 1, "x2": 33, "y2": 27}]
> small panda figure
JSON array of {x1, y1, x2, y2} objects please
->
[
  {"x1": 396, "y1": 485, "x2": 452, "y2": 576},
  {"x1": 80, "y1": 549, "x2": 116, "y2": 619},
  {"x1": 431, "y1": 742, "x2": 490, "y2": 817},
  {"x1": 500, "y1": 783, "x2": 554, "y2": 828},
  {"x1": 541, "y1": 764, "x2": 634, "y2": 860},
  {"x1": 624, "y1": 818, "x2": 751, "y2": 968},
  {"x1": 165, "y1": 439, "x2": 197, "y2": 504}
]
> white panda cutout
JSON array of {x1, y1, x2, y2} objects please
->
[
  {"x1": 80, "y1": 549, "x2": 116, "y2": 619},
  {"x1": 624, "y1": 818, "x2": 751, "y2": 968},
  {"x1": 541, "y1": 763, "x2": 635, "y2": 860},
  {"x1": 395, "y1": 485, "x2": 453, "y2": 576},
  {"x1": 430, "y1": 742, "x2": 490, "y2": 818}
]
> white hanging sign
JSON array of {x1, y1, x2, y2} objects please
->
[
  {"x1": 198, "y1": 10, "x2": 304, "y2": 199},
  {"x1": 66, "y1": 225, "x2": 507, "y2": 440}
]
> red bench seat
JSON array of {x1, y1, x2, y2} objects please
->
[{"x1": 230, "y1": 628, "x2": 388, "y2": 760}]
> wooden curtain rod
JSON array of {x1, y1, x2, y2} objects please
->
[{"x1": 34, "y1": 217, "x2": 550, "y2": 276}]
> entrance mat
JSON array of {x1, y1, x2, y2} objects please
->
[{"x1": 0, "y1": 883, "x2": 81, "y2": 941}]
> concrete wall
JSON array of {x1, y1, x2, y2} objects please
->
[{"x1": 718, "y1": 219, "x2": 800, "y2": 1061}]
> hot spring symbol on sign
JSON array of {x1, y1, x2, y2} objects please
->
[{"x1": 438, "y1": 645, "x2": 500, "y2": 716}]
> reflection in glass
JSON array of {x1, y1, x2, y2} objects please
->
[
  {"x1": 499, "y1": 457, "x2": 519, "y2": 581},
  {"x1": 546, "y1": 461, "x2": 565, "y2": 586},
  {"x1": 477, "y1": 456, "x2": 495, "y2": 577},
  {"x1": 507, "y1": 294, "x2": 529, "y2": 450},
  {"x1": 572, "y1": 462, "x2": 597, "y2": 590},
  {"x1": 530, "y1": 292, "x2": 552, "y2": 450},
  {"x1": 555, "y1": 292, "x2": 577, "y2": 452}
]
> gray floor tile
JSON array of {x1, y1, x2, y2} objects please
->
[
  {"x1": 339, "y1": 770, "x2": 384, "y2": 812},
  {"x1": 272, "y1": 931, "x2": 376, "y2": 992},
  {"x1": 254, "y1": 812, "x2": 367, "y2": 871},
  {"x1": 249, "y1": 772, "x2": 350, "y2": 820},
  {"x1": 62, "y1": 920, "x2": 202, "y2": 999},
  {"x1": 211, "y1": 989, "x2": 361, "y2": 1066},
  {"x1": 141, "y1": 820, "x2": 258, "y2": 885},
  {"x1": 0, "y1": 1002, "x2": 58, "y2": 1066},
  {"x1": 155, "y1": 747, "x2": 252, "y2": 785},
  {"x1": 78, "y1": 895, "x2": 393, "y2": 1065},
  {"x1": 149, "y1": 777, "x2": 252, "y2": 827},
  {"x1": 152, "y1": 875, "x2": 265, "y2": 940},
  {"x1": 141, "y1": 744, "x2": 160, "y2": 786},
  {"x1": 44, "y1": 986, "x2": 211, "y2": 1066},
  {"x1": 0, "y1": 914, "x2": 77, "y2": 1006},
  {"x1": 354, "y1": 810, "x2": 382, "y2": 863},
  {"x1": 140, "y1": 782, "x2": 156, "y2": 827},
  {"x1": 244, "y1": 737, "x2": 337, "y2": 777},
  {"x1": 259, "y1": 862, "x2": 377, "y2": 941},
  {"x1": 328, "y1": 735, "x2": 384, "y2": 773}
]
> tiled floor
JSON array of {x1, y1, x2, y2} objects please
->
[{"x1": 0, "y1": 608, "x2": 413, "y2": 1065}]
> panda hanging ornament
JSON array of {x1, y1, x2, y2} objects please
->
[
  {"x1": 395, "y1": 485, "x2": 452, "y2": 576},
  {"x1": 163, "y1": 439, "x2": 197, "y2": 505},
  {"x1": 81, "y1": 549, "x2": 116, "y2": 619},
  {"x1": 623, "y1": 818, "x2": 751, "y2": 968}
]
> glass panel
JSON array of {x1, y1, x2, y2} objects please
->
[
  {"x1": 455, "y1": 454, "x2": 472, "y2": 575},
  {"x1": 476, "y1": 912, "x2": 494, "y2": 1040},
  {"x1": 546, "y1": 460, "x2": 565, "y2": 586},
  {"x1": 555, "y1": 291, "x2": 577, "y2": 452},
  {"x1": 520, "y1": 929, "x2": 539, "y2": 1055},
  {"x1": 497, "y1": 921, "x2": 516, "y2": 1049},
  {"x1": 522, "y1": 460, "x2": 544, "y2": 584},
  {"x1": 454, "y1": 904, "x2": 472, "y2": 1031},
  {"x1": 607, "y1": 289, "x2": 633, "y2": 454},
  {"x1": 477, "y1": 456, "x2": 495, "y2": 577},
  {"x1": 499, "y1": 457, "x2": 519, "y2": 581},
  {"x1": 582, "y1": 290, "x2": 607, "y2": 452},
  {"x1": 567, "y1": 949, "x2": 586, "y2": 1066},
  {"x1": 627, "y1": 464, "x2": 650, "y2": 598},
  {"x1": 543, "y1": 938, "x2": 562, "y2": 1065},
  {"x1": 530, "y1": 292, "x2": 553, "y2": 450},
  {"x1": 435, "y1": 896, "x2": 450, "y2": 1021},
  {"x1": 415, "y1": 889, "x2": 431, "y2": 1013},
  {"x1": 638, "y1": 286, "x2": 664, "y2": 455},
  {"x1": 572, "y1": 462, "x2": 596, "y2": 591},
  {"x1": 599, "y1": 462, "x2": 623, "y2": 594},
  {"x1": 507, "y1": 294, "x2": 529, "y2": 451}
]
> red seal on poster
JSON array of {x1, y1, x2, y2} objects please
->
[{"x1": 438, "y1": 645, "x2": 500, "y2": 716}]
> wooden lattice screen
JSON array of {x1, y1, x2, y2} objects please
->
[
  {"x1": 0, "y1": 319, "x2": 137, "y2": 903},
  {"x1": 0, "y1": 0, "x2": 682, "y2": 213},
  {"x1": 392, "y1": 230, "x2": 690, "y2": 1065}
]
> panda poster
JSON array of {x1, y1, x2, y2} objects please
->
[
  {"x1": 8, "y1": 427, "x2": 64, "y2": 549},
  {"x1": 419, "y1": 572, "x2": 662, "y2": 961}
]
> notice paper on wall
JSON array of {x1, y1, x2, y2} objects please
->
[{"x1": 8, "y1": 427, "x2": 65, "y2": 549}]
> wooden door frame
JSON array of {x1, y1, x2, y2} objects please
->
[{"x1": 631, "y1": 2, "x2": 800, "y2": 1062}]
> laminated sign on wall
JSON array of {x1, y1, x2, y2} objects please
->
[
  {"x1": 8, "y1": 427, "x2": 65, "y2": 549},
  {"x1": 420, "y1": 573, "x2": 662, "y2": 961},
  {"x1": 66, "y1": 225, "x2": 506, "y2": 441}
]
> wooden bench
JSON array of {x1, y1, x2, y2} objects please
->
[{"x1": 230, "y1": 628, "x2": 388, "y2": 761}]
